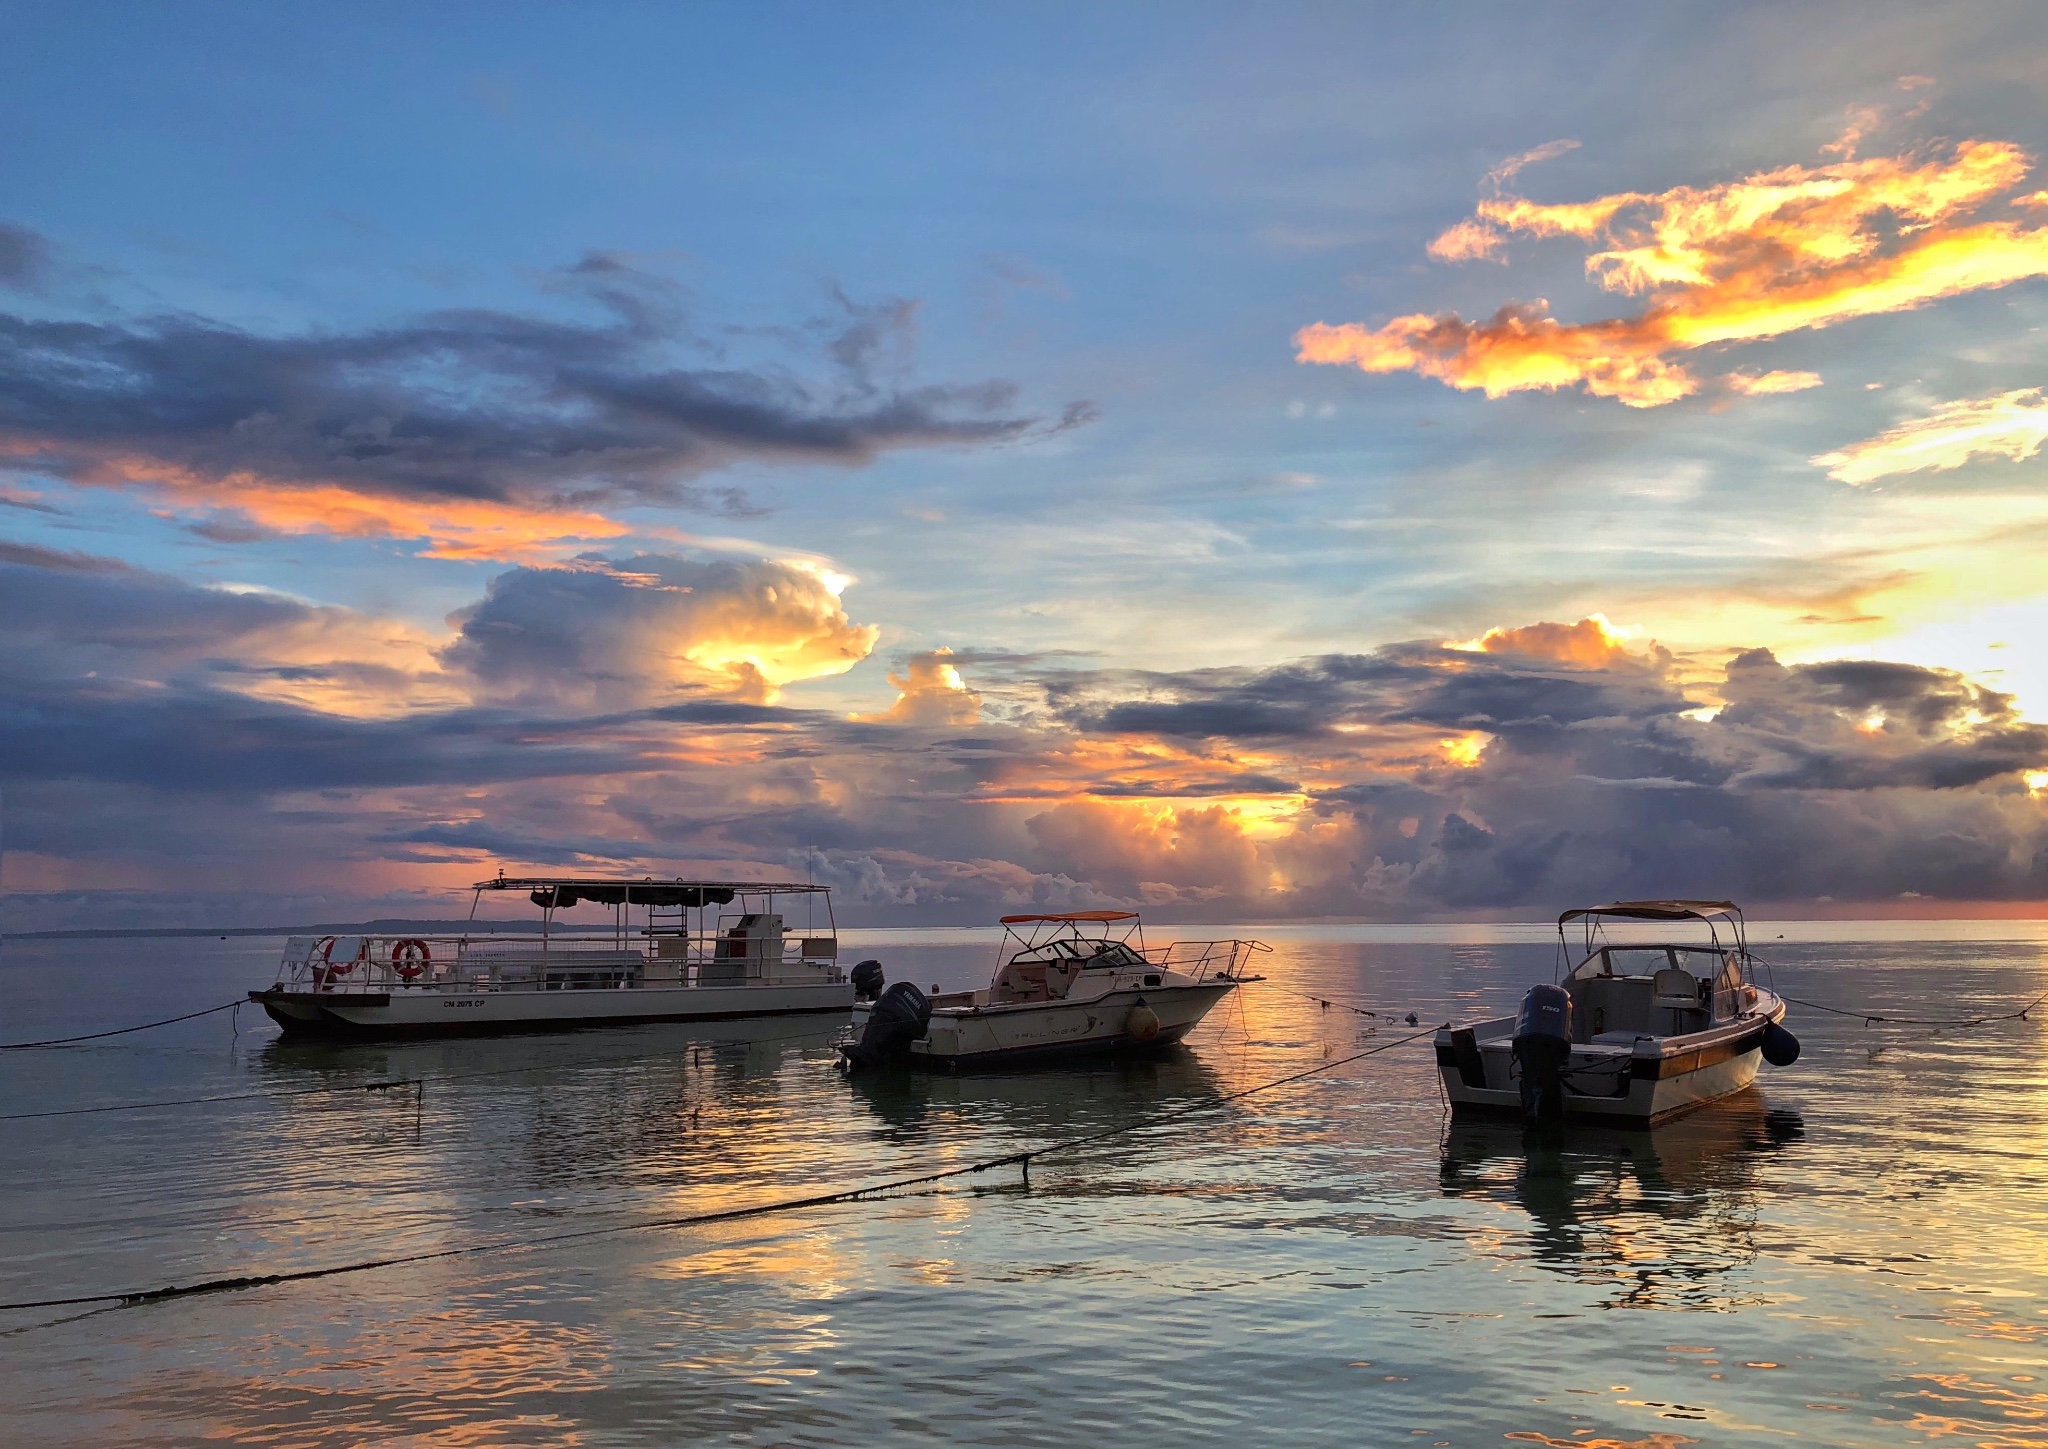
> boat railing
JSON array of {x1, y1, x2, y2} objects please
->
[
  {"x1": 1143, "y1": 938, "x2": 1268, "y2": 984},
  {"x1": 273, "y1": 932, "x2": 842, "y2": 993}
]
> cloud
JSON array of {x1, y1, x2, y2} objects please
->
[
  {"x1": 1426, "y1": 220, "x2": 1507, "y2": 264},
  {"x1": 0, "y1": 248, "x2": 1073, "y2": 559},
  {"x1": 0, "y1": 222, "x2": 50, "y2": 290},
  {"x1": 1813, "y1": 386, "x2": 2048, "y2": 483},
  {"x1": 1468, "y1": 614, "x2": 1645, "y2": 668},
  {"x1": 1483, "y1": 138, "x2": 1581, "y2": 193},
  {"x1": 859, "y1": 648, "x2": 983, "y2": 726},
  {"x1": 5, "y1": 548, "x2": 2044, "y2": 923},
  {"x1": 1727, "y1": 369, "x2": 1824, "y2": 395},
  {"x1": 1301, "y1": 138, "x2": 2048, "y2": 407},
  {"x1": 444, "y1": 551, "x2": 879, "y2": 708}
]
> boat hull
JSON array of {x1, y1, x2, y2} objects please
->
[
  {"x1": 1433, "y1": 1003, "x2": 1785, "y2": 1128},
  {"x1": 866, "y1": 981, "x2": 1236, "y2": 1070},
  {"x1": 252, "y1": 982, "x2": 854, "y2": 1039}
]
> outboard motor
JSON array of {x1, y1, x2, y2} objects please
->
[
  {"x1": 840, "y1": 981, "x2": 931, "y2": 1070},
  {"x1": 1512, "y1": 983, "x2": 1573, "y2": 1125},
  {"x1": 1761, "y1": 1020, "x2": 1801, "y2": 1066},
  {"x1": 850, "y1": 959, "x2": 886, "y2": 1002}
]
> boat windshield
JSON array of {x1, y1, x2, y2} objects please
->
[
  {"x1": 1009, "y1": 939, "x2": 1147, "y2": 969},
  {"x1": 1569, "y1": 944, "x2": 1743, "y2": 983}
]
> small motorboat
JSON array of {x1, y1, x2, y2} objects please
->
[
  {"x1": 1434, "y1": 900, "x2": 1798, "y2": 1127},
  {"x1": 840, "y1": 910, "x2": 1264, "y2": 1070}
]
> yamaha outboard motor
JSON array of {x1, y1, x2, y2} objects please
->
[
  {"x1": 1512, "y1": 983, "x2": 1573, "y2": 1125},
  {"x1": 840, "y1": 981, "x2": 931, "y2": 1070},
  {"x1": 850, "y1": 959, "x2": 886, "y2": 1002}
]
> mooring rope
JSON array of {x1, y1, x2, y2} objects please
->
[
  {"x1": 1281, "y1": 987, "x2": 1423, "y2": 1025},
  {"x1": 0, "y1": 1025, "x2": 1441, "y2": 1316},
  {"x1": 0, "y1": 1001, "x2": 242, "y2": 1050},
  {"x1": 1749, "y1": 952, "x2": 2048, "y2": 1028},
  {"x1": 1772, "y1": 988, "x2": 2047, "y2": 1029}
]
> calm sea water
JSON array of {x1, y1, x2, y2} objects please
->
[{"x1": 3, "y1": 925, "x2": 2047, "y2": 1447}]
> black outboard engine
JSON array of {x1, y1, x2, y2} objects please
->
[
  {"x1": 850, "y1": 959, "x2": 886, "y2": 1002},
  {"x1": 1512, "y1": 983, "x2": 1573, "y2": 1125},
  {"x1": 840, "y1": 981, "x2": 931, "y2": 1070}
]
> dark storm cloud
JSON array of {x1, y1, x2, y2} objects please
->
[
  {"x1": 1053, "y1": 642, "x2": 1688, "y2": 740},
  {"x1": 0, "y1": 250, "x2": 1072, "y2": 515}
]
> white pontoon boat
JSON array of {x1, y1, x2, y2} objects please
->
[
  {"x1": 1434, "y1": 900, "x2": 1799, "y2": 1127},
  {"x1": 840, "y1": 910, "x2": 1264, "y2": 1070},
  {"x1": 250, "y1": 875, "x2": 852, "y2": 1039}
]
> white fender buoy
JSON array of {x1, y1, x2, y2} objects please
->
[{"x1": 1126, "y1": 998, "x2": 1161, "y2": 1044}]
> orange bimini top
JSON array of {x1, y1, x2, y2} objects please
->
[{"x1": 997, "y1": 910, "x2": 1140, "y2": 925}]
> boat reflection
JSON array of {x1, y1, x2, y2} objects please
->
[
  {"x1": 1440, "y1": 1089, "x2": 1805, "y2": 1309},
  {"x1": 843, "y1": 1043, "x2": 1226, "y2": 1145}
]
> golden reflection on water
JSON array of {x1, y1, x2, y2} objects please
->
[
  {"x1": 8, "y1": 933, "x2": 2048, "y2": 1445},
  {"x1": 130, "y1": 1299, "x2": 612, "y2": 1448}
]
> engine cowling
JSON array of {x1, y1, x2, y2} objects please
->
[
  {"x1": 1511, "y1": 983, "x2": 1573, "y2": 1124},
  {"x1": 840, "y1": 981, "x2": 932, "y2": 1070}
]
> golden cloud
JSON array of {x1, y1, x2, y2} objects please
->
[
  {"x1": 858, "y1": 648, "x2": 982, "y2": 726},
  {"x1": 1813, "y1": 387, "x2": 2048, "y2": 484},
  {"x1": 54, "y1": 453, "x2": 634, "y2": 562},
  {"x1": 1298, "y1": 138, "x2": 2048, "y2": 407},
  {"x1": 1426, "y1": 219, "x2": 1507, "y2": 263},
  {"x1": 1464, "y1": 614, "x2": 1642, "y2": 668}
]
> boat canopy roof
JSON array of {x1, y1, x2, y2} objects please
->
[
  {"x1": 998, "y1": 910, "x2": 1139, "y2": 925},
  {"x1": 1558, "y1": 900, "x2": 1740, "y2": 927},
  {"x1": 475, "y1": 876, "x2": 829, "y2": 909}
]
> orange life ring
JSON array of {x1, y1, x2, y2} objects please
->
[
  {"x1": 320, "y1": 935, "x2": 356, "y2": 978},
  {"x1": 391, "y1": 938, "x2": 431, "y2": 981}
]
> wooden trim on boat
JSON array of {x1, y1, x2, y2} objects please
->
[{"x1": 1631, "y1": 1024, "x2": 1765, "y2": 1081}]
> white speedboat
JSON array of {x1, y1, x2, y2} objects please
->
[
  {"x1": 1434, "y1": 900, "x2": 1798, "y2": 1127},
  {"x1": 250, "y1": 875, "x2": 852, "y2": 1038},
  {"x1": 840, "y1": 910, "x2": 1264, "y2": 1070}
]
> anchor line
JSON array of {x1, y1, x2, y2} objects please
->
[
  {"x1": 0, "y1": 1025, "x2": 1442, "y2": 1317},
  {"x1": 0, "y1": 1001, "x2": 242, "y2": 1050},
  {"x1": 1771, "y1": 989, "x2": 2047, "y2": 1029},
  {"x1": 1271, "y1": 986, "x2": 1423, "y2": 1026},
  {"x1": 1748, "y1": 953, "x2": 2048, "y2": 1028}
]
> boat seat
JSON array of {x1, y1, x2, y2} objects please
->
[
  {"x1": 1652, "y1": 966, "x2": 1705, "y2": 1033},
  {"x1": 1569, "y1": 975, "x2": 1654, "y2": 1040}
]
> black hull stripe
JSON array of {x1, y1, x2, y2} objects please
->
[{"x1": 260, "y1": 1002, "x2": 850, "y2": 1040}]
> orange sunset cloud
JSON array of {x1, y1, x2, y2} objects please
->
[
  {"x1": 48, "y1": 452, "x2": 636, "y2": 562},
  {"x1": 1298, "y1": 137, "x2": 2048, "y2": 406}
]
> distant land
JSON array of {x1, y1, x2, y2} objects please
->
[{"x1": 3, "y1": 919, "x2": 555, "y2": 942}]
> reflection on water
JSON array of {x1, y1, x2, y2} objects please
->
[
  {"x1": 1440, "y1": 1092, "x2": 1806, "y2": 1310},
  {"x1": 4, "y1": 933, "x2": 2048, "y2": 1446}
]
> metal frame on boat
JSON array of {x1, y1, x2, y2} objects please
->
[
  {"x1": 842, "y1": 910, "x2": 1265, "y2": 1070},
  {"x1": 250, "y1": 874, "x2": 853, "y2": 1039},
  {"x1": 1434, "y1": 900, "x2": 1797, "y2": 1127}
]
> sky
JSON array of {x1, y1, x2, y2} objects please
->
[{"x1": 3, "y1": 1, "x2": 2047, "y2": 929}]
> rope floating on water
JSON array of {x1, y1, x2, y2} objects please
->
[
  {"x1": 1749, "y1": 952, "x2": 2048, "y2": 1028},
  {"x1": 1277, "y1": 987, "x2": 1422, "y2": 1026},
  {"x1": 1773, "y1": 989, "x2": 2047, "y2": 1029},
  {"x1": 0, "y1": 1001, "x2": 242, "y2": 1050},
  {"x1": 0, "y1": 1025, "x2": 1442, "y2": 1317}
]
